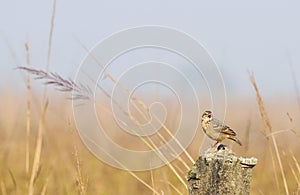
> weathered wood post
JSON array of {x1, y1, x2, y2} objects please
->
[{"x1": 187, "y1": 146, "x2": 257, "y2": 195}]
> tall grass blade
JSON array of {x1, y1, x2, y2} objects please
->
[
  {"x1": 25, "y1": 42, "x2": 31, "y2": 178},
  {"x1": 28, "y1": 101, "x2": 48, "y2": 195},
  {"x1": 249, "y1": 72, "x2": 289, "y2": 195}
]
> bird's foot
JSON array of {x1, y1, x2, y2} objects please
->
[
  {"x1": 217, "y1": 144, "x2": 226, "y2": 151},
  {"x1": 211, "y1": 142, "x2": 227, "y2": 152}
]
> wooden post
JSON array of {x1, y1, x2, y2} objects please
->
[{"x1": 187, "y1": 146, "x2": 257, "y2": 195}]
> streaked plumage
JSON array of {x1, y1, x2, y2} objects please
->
[{"x1": 201, "y1": 110, "x2": 242, "y2": 146}]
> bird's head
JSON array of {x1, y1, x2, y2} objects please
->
[{"x1": 202, "y1": 110, "x2": 212, "y2": 122}]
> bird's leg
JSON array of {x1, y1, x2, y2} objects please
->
[
  {"x1": 211, "y1": 141, "x2": 220, "y2": 152},
  {"x1": 213, "y1": 141, "x2": 219, "y2": 148}
]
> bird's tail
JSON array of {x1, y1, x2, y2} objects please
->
[{"x1": 229, "y1": 137, "x2": 242, "y2": 146}]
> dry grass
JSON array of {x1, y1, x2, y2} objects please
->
[
  {"x1": 25, "y1": 42, "x2": 31, "y2": 178},
  {"x1": 1, "y1": 91, "x2": 300, "y2": 194},
  {"x1": 28, "y1": 1, "x2": 56, "y2": 194},
  {"x1": 28, "y1": 101, "x2": 48, "y2": 195},
  {"x1": 19, "y1": 66, "x2": 192, "y2": 190},
  {"x1": 1, "y1": 41, "x2": 298, "y2": 194},
  {"x1": 2, "y1": 3, "x2": 300, "y2": 192},
  {"x1": 249, "y1": 73, "x2": 297, "y2": 195},
  {"x1": 72, "y1": 130, "x2": 87, "y2": 195}
]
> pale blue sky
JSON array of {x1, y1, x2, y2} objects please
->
[{"x1": 1, "y1": 0, "x2": 300, "y2": 100}]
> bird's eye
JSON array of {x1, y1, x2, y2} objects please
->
[{"x1": 208, "y1": 114, "x2": 212, "y2": 118}]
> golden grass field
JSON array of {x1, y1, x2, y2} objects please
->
[
  {"x1": 1, "y1": 2, "x2": 300, "y2": 194},
  {"x1": 1, "y1": 80, "x2": 300, "y2": 194}
]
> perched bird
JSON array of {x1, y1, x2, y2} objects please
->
[{"x1": 201, "y1": 110, "x2": 242, "y2": 147}]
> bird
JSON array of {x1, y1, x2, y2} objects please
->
[{"x1": 201, "y1": 110, "x2": 242, "y2": 147}]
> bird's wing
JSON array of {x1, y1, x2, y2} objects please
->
[
  {"x1": 221, "y1": 127, "x2": 237, "y2": 136},
  {"x1": 212, "y1": 118, "x2": 237, "y2": 136}
]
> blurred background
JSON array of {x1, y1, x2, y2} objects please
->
[
  {"x1": 1, "y1": 1, "x2": 300, "y2": 194},
  {"x1": 1, "y1": 1, "x2": 300, "y2": 97}
]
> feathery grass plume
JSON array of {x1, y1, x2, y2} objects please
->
[
  {"x1": 17, "y1": 66, "x2": 177, "y2": 192},
  {"x1": 18, "y1": 66, "x2": 188, "y2": 189},
  {"x1": 17, "y1": 67, "x2": 91, "y2": 100},
  {"x1": 249, "y1": 72, "x2": 289, "y2": 195},
  {"x1": 74, "y1": 145, "x2": 87, "y2": 195},
  {"x1": 70, "y1": 125, "x2": 87, "y2": 195}
]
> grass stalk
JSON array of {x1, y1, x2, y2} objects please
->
[
  {"x1": 150, "y1": 168, "x2": 155, "y2": 195},
  {"x1": 8, "y1": 169, "x2": 17, "y2": 191},
  {"x1": 46, "y1": 0, "x2": 56, "y2": 71},
  {"x1": 81, "y1": 134, "x2": 161, "y2": 195},
  {"x1": 290, "y1": 150, "x2": 300, "y2": 176},
  {"x1": 159, "y1": 180, "x2": 183, "y2": 195},
  {"x1": 78, "y1": 40, "x2": 195, "y2": 165},
  {"x1": 286, "y1": 113, "x2": 300, "y2": 144},
  {"x1": 122, "y1": 111, "x2": 187, "y2": 188},
  {"x1": 86, "y1": 69, "x2": 188, "y2": 187},
  {"x1": 0, "y1": 181, "x2": 7, "y2": 195},
  {"x1": 40, "y1": 177, "x2": 49, "y2": 195},
  {"x1": 28, "y1": 1, "x2": 56, "y2": 194},
  {"x1": 19, "y1": 39, "x2": 193, "y2": 192},
  {"x1": 28, "y1": 101, "x2": 48, "y2": 195},
  {"x1": 129, "y1": 98, "x2": 191, "y2": 169},
  {"x1": 25, "y1": 42, "x2": 31, "y2": 177},
  {"x1": 288, "y1": 162, "x2": 299, "y2": 183},
  {"x1": 249, "y1": 72, "x2": 289, "y2": 195},
  {"x1": 72, "y1": 131, "x2": 87, "y2": 195},
  {"x1": 19, "y1": 65, "x2": 188, "y2": 191}
]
